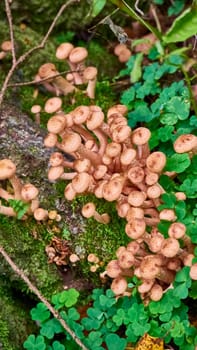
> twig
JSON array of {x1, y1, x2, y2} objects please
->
[
  {"x1": 0, "y1": 245, "x2": 89, "y2": 350},
  {"x1": 150, "y1": 4, "x2": 161, "y2": 33},
  {"x1": 0, "y1": 0, "x2": 79, "y2": 107},
  {"x1": 7, "y1": 69, "x2": 82, "y2": 88},
  {"x1": 5, "y1": 0, "x2": 16, "y2": 64}
]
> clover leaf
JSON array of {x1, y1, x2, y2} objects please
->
[
  {"x1": 47, "y1": 341, "x2": 65, "y2": 350},
  {"x1": 23, "y1": 335, "x2": 46, "y2": 350},
  {"x1": 84, "y1": 331, "x2": 103, "y2": 348},
  {"x1": 30, "y1": 303, "x2": 50, "y2": 323},
  {"x1": 165, "y1": 153, "x2": 191, "y2": 173},
  {"x1": 105, "y1": 334, "x2": 127, "y2": 350},
  {"x1": 40, "y1": 318, "x2": 63, "y2": 339}
]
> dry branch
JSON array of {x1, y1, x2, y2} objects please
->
[
  {"x1": 0, "y1": 245, "x2": 89, "y2": 350},
  {"x1": 0, "y1": 0, "x2": 80, "y2": 107}
]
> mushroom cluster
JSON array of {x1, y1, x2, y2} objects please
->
[
  {"x1": 45, "y1": 236, "x2": 71, "y2": 265},
  {"x1": 0, "y1": 158, "x2": 53, "y2": 221},
  {"x1": 35, "y1": 42, "x2": 98, "y2": 99},
  {"x1": 44, "y1": 107, "x2": 197, "y2": 301}
]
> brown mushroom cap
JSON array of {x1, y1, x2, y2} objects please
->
[
  {"x1": 160, "y1": 237, "x2": 180, "y2": 258},
  {"x1": 61, "y1": 133, "x2": 81, "y2": 153},
  {"x1": 31, "y1": 105, "x2": 42, "y2": 114},
  {"x1": 146, "y1": 152, "x2": 166, "y2": 173},
  {"x1": 38, "y1": 63, "x2": 57, "y2": 78},
  {"x1": 48, "y1": 166, "x2": 64, "y2": 182},
  {"x1": 111, "y1": 276, "x2": 128, "y2": 295},
  {"x1": 190, "y1": 263, "x2": 197, "y2": 280},
  {"x1": 72, "y1": 105, "x2": 90, "y2": 124},
  {"x1": 81, "y1": 202, "x2": 96, "y2": 218},
  {"x1": 71, "y1": 172, "x2": 91, "y2": 193},
  {"x1": 0, "y1": 159, "x2": 16, "y2": 180},
  {"x1": 118, "y1": 48, "x2": 131, "y2": 63},
  {"x1": 83, "y1": 66, "x2": 98, "y2": 81},
  {"x1": 44, "y1": 97, "x2": 62, "y2": 114},
  {"x1": 34, "y1": 208, "x2": 48, "y2": 221},
  {"x1": 21, "y1": 183, "x2": 39, "y2": 201},
  {"x1": 1, "y1": 40, "x2": 12, "y2": 52},
  {"x1": 173, "y1": 134, "x2": 197, "y2": 153},
  {"x1": 56, "y1": 42, "x2": 74, "y2": 60},
  {"x1": 132, "y1": 127, "x2": 151, "y2": 145},
  {"x1": 47, "y1": 115, "x2": 67, "y2": 134},
  {"x1": 69, "y1": 47, "x2": 88, "y2": 64}
]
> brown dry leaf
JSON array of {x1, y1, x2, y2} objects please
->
[{"x1": 135, "y1": 333, "x2": 164, "y2": 350}]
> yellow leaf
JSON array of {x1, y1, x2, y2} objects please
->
[{"x1": 135, "y1": 333, "x2": 164, "y2": 350}]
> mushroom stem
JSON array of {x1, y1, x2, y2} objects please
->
[
  {"x1": 10, "y1": 175, "x2": 23, "y2": 200},
  {"x1": 0, "y1": 203, "x2": 16, "y2": 217},
  {"x1": 0, "y1": 188, "x2": 14, "y2": 201}
]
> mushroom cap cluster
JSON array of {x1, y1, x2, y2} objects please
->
[
  {"x1": 35, "y1": 42, "x2": 98, "y2": 99},
  {"x1": 0, "y1": 158, "x2": 58, "y2": 222},
  {"x1": 44, "y1": 105, "x2": 197, "y2": 302}
]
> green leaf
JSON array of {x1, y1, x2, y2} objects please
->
[
  {"x1": 175, "y1": 267, "x2": 190, "y2": 283},
  {"x1": 189, "y1": 281, "x2": 197, "y2": 299},
  {"x1": 30, "y1": 303, "x2": 50, "y2": 323},
  {"x1": 40, "y1": 318, "x2": 63, "y2": 339},
  {"x1": 105, "y1": 334, "x2": 127, "y2": 350},
  {"x1": 50, "y1": 341, "x2": 65, "y2": 350},
  {"x1": 91, "y1": 0, "x2": 106, "y2": 17},
  {"x1": 164, "y1": 5, "x2": 197, "y2": 43},
  {"x1": 23, "y1": 335, "x2": 46, "y2": 350},
  {"x1": 179, "y1": 178, "x2": 197, "y2": 198},
  {"x1": 130, "y1": 53, "x2": 143, "y2": 83},
  {"x1": 168, "y1": 0, "x2": 185, "y2": 16},
  {"x1": 8, "y1": 199, "x2": 29, "y2": 219},
  {"x1": 165, "y1": 153, "x2": 191, "y2": 173},
  {"x1": 59, "y1": 288, "x2": 79, "y2": 308},
  {"x1": 173, "y1": 283, "x2": 189, "y2": 299}
]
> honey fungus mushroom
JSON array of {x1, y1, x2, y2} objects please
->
[
  {"x1": 81, "y1": 202, "x2": 110, "y2": 224},
  {"x1": 0, "y1": 159, "x2": 22, "y2": 199},
  {"x1": 174, "y1": 134, "x2": 197, "y2": 154}
]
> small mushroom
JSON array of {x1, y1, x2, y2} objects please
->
[{"x1": 81, "y1": 202, "x2": 110, "y2": 224}]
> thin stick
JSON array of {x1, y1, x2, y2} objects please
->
[
  {"x1": 5, "y1": 0, "x2": 16, "y2": 64},
  {"x1": 0, "y1": 245, "x2": 89, "y2": 350},
  {"x1": 7, "y1": 69, "x2": 83, "y2": 88},
  {"x1": 0, "y1": 0, "x2": 79, "y2": 107}
]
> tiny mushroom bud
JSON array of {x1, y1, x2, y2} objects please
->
[
  {"x1": 31, "y1": 104, "x2": 41, "y2": 124},
  {"x1": 81, "y1": 202, "x2": 110, "y2": 224},
  {"x1": 87, "y1": 253, "x2": 99, "y2": 264},
  {"x1": 34, "y1": 208, "x2": 48, "y2": 221},
  {"x1": 69, "y1": 253, "x2": 80, "y2": 263}
]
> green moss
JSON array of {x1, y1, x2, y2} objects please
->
[
  {"x1": 0, "y1": 281, "x2": 37, "y2": 350},
  {"x1": 0, "y1": 216, "x2": 62, "y2": 298}
]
